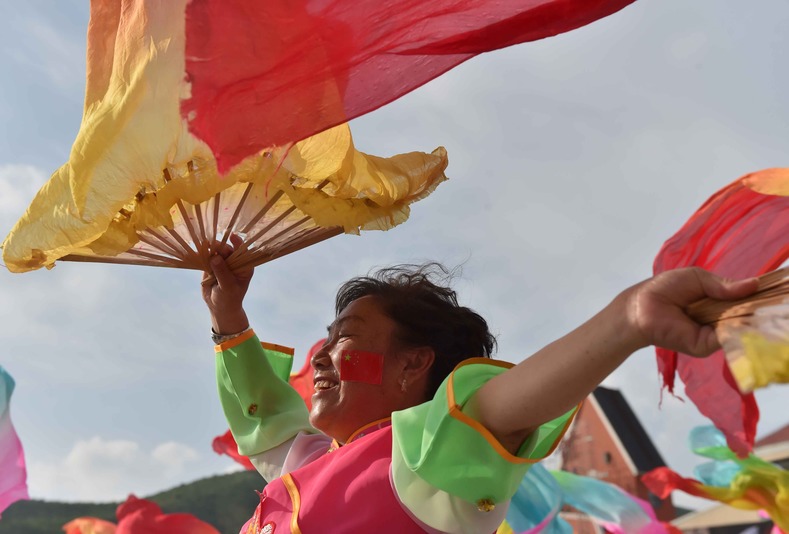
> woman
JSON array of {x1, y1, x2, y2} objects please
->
[{"x1": 202, "y1": 239, "x2": 757, "y2": 534}]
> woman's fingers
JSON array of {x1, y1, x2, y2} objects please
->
[
  {"x1": 209, "y1": 254, "x2": 235, "y2": 291},
  {"x1": 212, "y1": 241, "x2": 235, "y2": 259},
  {"x1": 228, "y1": 233, "x2": 244, "y2": 249},
  {"x1": 694, "y1": 269, "x2": 759, "y2": 301},
  {"x1": 663, "y1": 315, "x2": 720, "y2": 357}
]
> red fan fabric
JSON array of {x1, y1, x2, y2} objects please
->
[
  {"x1": 114, "y1": 495, "x2": 220, "y2": 534},
  {"x1": 653, "y1": 171, "x2": 789, "y2": 456},
  {"x1": 289, "y1": 339, "x2": 323, "y2": 411},
  {"x1": 212, "y1": 430, "x2": 255, "y2": 471},
  {"x1": 64, "y1": 495, "x2": 220, "y2": 534},
  {"x1": 642, "y1": 468, "x2": 719, "y2": 501},
  {"x1": 182, "y1": 0, "x2": 636, "y2": 173}
]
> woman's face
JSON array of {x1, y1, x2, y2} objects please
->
[{"x1": 309, "y1": 295, "x2": 415, "y2": 443}]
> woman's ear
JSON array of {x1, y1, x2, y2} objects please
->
[{"x1": 400, "y1": 346, "x2": 435, "y2": 384}]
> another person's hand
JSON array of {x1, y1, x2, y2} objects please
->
[
  {"x1": 201, "y1": 234, "x2": 254, "y2": 334},
  {"x1": 623, "y1": 267, "x2": 759, "y2": 357}
]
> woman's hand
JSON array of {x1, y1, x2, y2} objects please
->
[
  {"x1": 622, "y1": 267, "x2": 759, "y2": 356},
  {"x1": 201, "y1": 234, "x2": 254, "y2": 334}
]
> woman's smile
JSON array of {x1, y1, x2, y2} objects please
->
[{"x1": 313, "y1": 377, "x2": 339, "y2": 392}]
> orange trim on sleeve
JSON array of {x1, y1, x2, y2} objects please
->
[
  {"x1": 445, "y1": 357, "x2": 580, "y2": 464},
  {"x1": 281, "y1": 473, "x2": 303, "y2": 534},
  {"x1": 214, "y1": 329, "x2": 257, "y2": 352},
  {"x1": 260, "y1": 341, "x2": 295, "y2": 356}
]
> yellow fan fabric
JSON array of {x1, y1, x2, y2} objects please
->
[
  {"x1": 692, "y1": 266, "x2": 789, "y2": 393},
  {"x1": 718, "y1": 302, "x2": 789, "y2": 393},
  {"x1": 1, "y1": 0, "x2": 447, "y2": 273}
]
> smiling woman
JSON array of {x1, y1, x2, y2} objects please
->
[
  {"x1": 201, "y1": 239, "x2": 760, "y2": 533},
  {"x1": 310, "y1": 265, "x2": 496, "y2": 446}
]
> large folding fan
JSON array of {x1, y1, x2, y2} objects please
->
[{"x1": 1, "y1": 1, "x2": 447, "y2": 273}]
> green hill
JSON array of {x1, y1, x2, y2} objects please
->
[{"x1": 0, "y1": 470, "x2": 265, "y2": 534}]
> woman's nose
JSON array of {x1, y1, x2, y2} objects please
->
[{"x1": 310, "y1": 344, "x2": 332, "y2": 369}]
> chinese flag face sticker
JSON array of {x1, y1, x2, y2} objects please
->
[{"x1": 340, "y1": 351, "x2": 384, "y2": 384}]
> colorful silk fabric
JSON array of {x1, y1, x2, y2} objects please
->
[
  {"x1": 653, "y1": 169, "x2": 789, "y2": 455},
  {"x1": 501, "y1": 464, "x2": 673, "y2": 534},
  {"x1": 182, "y1": 0, "x2": 637, "y2": 172},
  {"x1": 63, "y1": 494, "x2": 220, "y2": 534},
  {"x1": 642, "y1": 426, "x2": 789, "y2": 532},
  {"x1": 0, "y1": 366, "x2": 28, "y2": 517},
  {"x1": 2, "y1": 0, "x2": 448, "y2": 273},
  {"x1": 63, "y1": 517, "x2": 118, "y2": 534}
]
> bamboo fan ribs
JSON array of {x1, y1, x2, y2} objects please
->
[
  {"x1": 59, "y1": 164, "x2": 342, "y2": 271},
  {"x1": 688, "y1": 267, "x2": 789, "y2": 393}
]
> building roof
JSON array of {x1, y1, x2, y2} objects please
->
[
  {"x1": 592, "y1": 386, "x2": 667, "y2": 473},
  {"x1": 754, "y1": 423, "x2": 789, "y2": 463},
  {"x1": 755, "y1": 423, "x2": 789, "y2": 447},
  {"x1": 672, "y1": 505, "x2": 767, "y2": 529}
]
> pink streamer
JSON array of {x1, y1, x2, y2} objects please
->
[{"x1": 0, "y1": 366, "x2": 28, "y2": 517}]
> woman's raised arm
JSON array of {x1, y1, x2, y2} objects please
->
[{"x1": 472, "y1": 267, "x2": 759, "y2": 455}]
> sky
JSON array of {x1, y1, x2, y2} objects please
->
[{"x1": 0, "y1": 0, "x2": 787, "y2": 513}]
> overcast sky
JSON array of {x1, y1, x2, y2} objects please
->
[{"x1": 1, "y1": 0, "x2": 787, "y2": 512}]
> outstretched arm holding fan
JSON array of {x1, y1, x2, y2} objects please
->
[{"x1": 469, "y1": 268, "x2": 758, "y2": 454}]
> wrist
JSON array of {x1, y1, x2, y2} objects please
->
[
  {"x1": 211, "y1": 309, "x2": 250, "y2": 335},
  {"x1": 211, "y1": 326, "x2": 251, "y2": 345},
  {"x1": 610, "y1": 289, "x2": 651, "y2": 354}
]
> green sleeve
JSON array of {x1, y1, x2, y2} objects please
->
[
  {"x1": 391, "y1": 359, "x2": 578, "y2": 508},
  {"x1": 215, "y1": 331, "x2": 314, "y2": 456}
]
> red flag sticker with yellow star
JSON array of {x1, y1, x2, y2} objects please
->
[{"x1": 340, "y1": 351, "x2": 384, "y2": 384}]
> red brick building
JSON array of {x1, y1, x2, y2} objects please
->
[{"x1": 560, "y1": 386, "x2": 676, "y2": 527}]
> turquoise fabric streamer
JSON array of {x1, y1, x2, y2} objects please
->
[{"x1": 505, "y1": 463, "x2": 668, "y2": 533}]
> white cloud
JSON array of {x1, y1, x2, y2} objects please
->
[
  {"x1": 222, "y1": 463, "x2": 246, "y2": 475},
  {"x1": 27, "y1": 436, "x2": 202, "y2": 502},
  {"x1": 151, "y1": 441, "x2": 200, "y2": 478}
]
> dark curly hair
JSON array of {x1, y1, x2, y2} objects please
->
[{"x1": 335, "y1": 263, "x2": 496, "y2": 397}]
